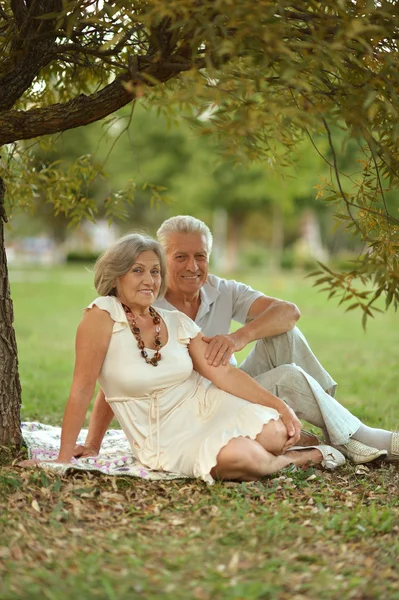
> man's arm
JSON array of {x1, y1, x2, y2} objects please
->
[
  {"x1": 243, "y1": 295, "x2": 300, "y2": 339},
  {"x1": 73, "y1": 388, "x2": 114, "y2": 457},
  {"x1": 203, "y1": 296, "x2": 300, "y2": 366}
]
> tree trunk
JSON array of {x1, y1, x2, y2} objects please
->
[{"x1": 0, "y1": 176, "x2": 22, "y2": 461}]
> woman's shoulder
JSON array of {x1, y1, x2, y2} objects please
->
[
  {"x1": 156, "y1": 308, "x2": 201, "y2": 343},
  {"x1": 155, "y1": 306, "x2": 181, "y2": 318},
  {"x1": 156, "y1": 307, "x2": 197, "y2": 325},
  {"x1": 85, "y1": 296, "x2": 128, "y2": 330}
]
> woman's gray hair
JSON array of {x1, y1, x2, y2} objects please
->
[
  {"x1": 94, "y1": 233, "x2": 167, "y2": 297},
  {"x1": 157, "y1": 215, "x2": 213, "y2": 256}
]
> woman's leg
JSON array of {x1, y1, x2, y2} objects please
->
[
  {"x1": 255, "y1": 418, "x2": 325, "y2": 470},
  {"x1": 211, "y1": 419, "x2": 324, "y2": 482},
  {"x1": 210, "y1": 437, "x2": 292, "y2": 481}
]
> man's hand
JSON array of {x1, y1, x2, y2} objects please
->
[
  {"x1": 280, "y1": 406, "x2": 302, "y2": 452},
  {"x1": 73, "y1": 443, "x2": 99, "y2": 458},
  {"x1": 202, "y1": 331, "x2": 248, "y2": 366}
]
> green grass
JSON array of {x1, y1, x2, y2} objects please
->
[
  {"x1": 1, "y1": 265, "x2": 399, "y2": 600},
  {"x1": 11, "y1": 264, "x2": 399, "y2": 428}
]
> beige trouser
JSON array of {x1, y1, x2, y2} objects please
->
[{"x1": 239, "y1": 327, "x2": 361, "y2": 445}]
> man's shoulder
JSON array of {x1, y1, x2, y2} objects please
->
[
  {"x1": 154, "y1": 296, "x2": 173, "y2": 310},
  {"x1": 206, "y1": 273, "x2": 242, "y2": 290},
  {"x1": 205, "y1": 273, "x2": 253, "y2": 294}
]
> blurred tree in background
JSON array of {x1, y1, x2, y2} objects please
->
[
  {"x1": 1, "y1": 1, "x2": 399, "y2": 453},
  {"x1": 5, "y1": 104, "x2": 367, "y2": 270}
]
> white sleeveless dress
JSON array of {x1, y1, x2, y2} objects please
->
[{"x1": 87, "y1": 296, "x2": 280, "y2": 484}]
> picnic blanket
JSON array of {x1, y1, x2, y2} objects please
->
[{"x1": 21, "y1": 422, "x2": 185, "y2": 480}]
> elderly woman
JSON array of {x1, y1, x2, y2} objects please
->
[{"x1": 43, "y1": 234, "x2": 345, "y2": 482}]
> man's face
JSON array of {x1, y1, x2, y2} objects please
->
[{"x1": 165, "y1": 232, "x2": 209, "y2": 296}]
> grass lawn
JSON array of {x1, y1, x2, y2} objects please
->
[{"x1": 1, "y1": 265, "x2": 398, "y2": 600}]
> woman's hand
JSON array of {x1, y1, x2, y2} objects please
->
[
  {"x1": 279, "y1": 405, "x2": 302, "y2": 451},
  {"x1": 17, "y1": 457, "x2": 71, "y2": 468},
  {"x1": 17, "y1": 459, "x2": 41, "y2": 468}
]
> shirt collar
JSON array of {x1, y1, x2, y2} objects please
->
[
  {"x1": 156, "y1": 278, "x2": 220, "y2": 321},
  {"x1": 196, "y1": 279, "x2": 220, "y2": 321}
]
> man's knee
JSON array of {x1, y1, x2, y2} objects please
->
[
  {"x1": 273, "y1": 363, "x2": 306, "y2": 379},
  {"x1": 254, "y1": 363, "x2": 306, "y2": 389}
]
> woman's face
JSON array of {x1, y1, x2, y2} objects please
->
[{"x1": 116, "y1": 250, "x2": 162, "y2": 312}]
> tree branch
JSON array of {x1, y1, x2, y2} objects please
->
[
  {"x1": 0, "y1": 0, "x2": 62, "y2": 110},
  {"x1": 0, "y1": 4, "x2": 9, "y2": 20},
  {"x1": 10, "y1": 0, "x2": 27, "y2": 27},
  {"x1": 323, "y1": 118, "x2": 399, "y2": 228},
  {"x1": 56, "y1": 26, "x2": 144, "y2": 60},
  {"x1": 0, "y1": 59, "x2": 193, "y2": 145}
]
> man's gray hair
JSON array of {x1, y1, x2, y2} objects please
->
[
  {"x1": 94, "y1": 233, "x2": 167, "y2": 297},
  {"x1": 157, "y1": 216, "x2": 213, "y2": 256}
]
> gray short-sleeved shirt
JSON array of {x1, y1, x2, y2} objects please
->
[{"x1": 154, "y1": 274, "x2": 263, "y2": 365}]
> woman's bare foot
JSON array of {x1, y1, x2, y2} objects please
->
[{"x1": 284, "y1": 448, "x2": 323, "y2": 468}]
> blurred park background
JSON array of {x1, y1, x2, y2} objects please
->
[
  {"x1": 4, "y1": 103, "x2": 399, "y2": 429},
  {"x1": 8, "y1": 102, "x2": 398, "y2": 274}
]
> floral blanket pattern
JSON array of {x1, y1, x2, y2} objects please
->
[{"x1": 21, "y1": 422, "x2": 185, "y2": 480}]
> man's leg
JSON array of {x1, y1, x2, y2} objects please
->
[
  {"x1": 249, "y1": 363, "x2": 360, "y2": 446},
  {"x1": 249, "y1": 364, "x2": 397, "y2": 462},
  {"x1": 239, "y1": 326, "x2": 337, "y2": 397}
]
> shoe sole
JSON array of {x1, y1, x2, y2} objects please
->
[{"x1": 351, "y1": 450, "x2": 388, "y2": 465}]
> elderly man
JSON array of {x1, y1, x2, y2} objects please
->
[{"x1": 75, "y1": 216, "x2": 398, "y2": 464}]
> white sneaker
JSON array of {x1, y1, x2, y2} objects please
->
[
  {"x1": 388, "y1": 432, "x2": 399, "y2": 461},
  {"x1": 335, "y1": 439, "x2": 387, "y2": 465}
]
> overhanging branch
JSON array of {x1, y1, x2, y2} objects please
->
[
  {"x1": 0, "y1": 59, "x2": 192, "y2": 146},
  {"x1": 0, "y1": 0, "x2": 63, "y2": 111}
]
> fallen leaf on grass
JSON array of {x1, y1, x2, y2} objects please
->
[
  {"x1": 168, "y1": 518, "x2": 185, "y2": 526},
  {"x1": 101, "y1": 492, "x2": 126, "y2": 502},
  {"x1": 10, "y1": 545, "x2": 23, "y2": 560},
  {"x1": 355, "y1": 466, "x2": 370, "y2": 475},
  {"x1": 0, "y1": 547, "x2": 10, "y2": 559},
  {"x1": 227, "y1": 551, "x2": 240, "y2": 573},
  {"x1": 68, "y1": 528, "x2": 84, "y2": 535}
]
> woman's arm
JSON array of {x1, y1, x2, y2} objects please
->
[
  {"x1": 56, "y1": 307, "x2": 114, "y2": 463},
  {"x1": 73, "y1": 389, "x2": 114, "y2": 457},
  {"x1": 188, "y1": 333, "x2": 301, "y2": 443}
]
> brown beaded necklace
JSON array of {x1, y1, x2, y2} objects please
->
[{"x1": 122, "y1": 303, "x2": 162, "y2": 366}]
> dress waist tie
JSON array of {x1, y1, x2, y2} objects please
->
[
  {"x1": 148, "y1": 391, "x2": 161, "y2": 469},
  {"x1": 106, "y1": 379, "x2": 202, "y2": 468}
]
